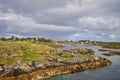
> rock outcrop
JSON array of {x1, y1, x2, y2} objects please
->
[{"x1": 0, "y1": 57, "x2": 111, "y2": 80}]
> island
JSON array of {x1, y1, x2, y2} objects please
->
[{"x1": 0, "y1": 37, "x2": 112, "y2": 80}]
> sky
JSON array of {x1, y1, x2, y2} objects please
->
[{"x1": 0, "y1": 0, "x2": 120, "y2": 41}]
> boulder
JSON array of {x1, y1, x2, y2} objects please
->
[
  {"x1": 94, "y1": 57, "x2": 100, "y2": 61},
  {"x1": 46, "y1": 57, "x2": 58, "y2": 62},
  {"x1": 12, "y1": 60, "x2": 22, "y2": 69},
  {"x1": 18, "y1": 63, "x2": 32, "y2": 72},
  {"x1": 7, "y1": 61, "x2": 33, "y2": 76},
  {"x1": 32, "y1": 61, "x2": 44, "y2": 69}
]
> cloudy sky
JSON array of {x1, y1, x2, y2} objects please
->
[{"x1": 0, "y1": 0, "x2": 120, "y2": 41}]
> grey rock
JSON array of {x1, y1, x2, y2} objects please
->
[
  {"x1": 32, "y1": 61, "x2": 44, "y2": 69},
  {"x1": 94, "y1": 57, "x2": 100, "y2": 61},
  {"x1": 18, "y1": 63, "x2": 32, "y2": 72},
  {"x1": 46, "y1": 57, "x2": 58, "y2": 62}
]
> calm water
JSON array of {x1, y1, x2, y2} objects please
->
[{"x1": 43, "y1": 44, "x2": 120, "y2": 80}]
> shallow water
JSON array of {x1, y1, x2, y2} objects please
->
[{"x1": 43, "y1": 44, "x2": 120, "y2": 80}]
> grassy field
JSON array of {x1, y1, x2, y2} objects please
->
[
  {"x1": 0, "y1": 41, "x2": 95, "y2": 66},
  {"x1": 0, "y1": 41, "x2": 54, "y2": 65}
]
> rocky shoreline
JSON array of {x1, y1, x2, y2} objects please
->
[
  {"x1": 102, "y1": 51, "x2": 120, "y2": 56},
  {"x1": 98, "y1": 49, "x2": 120, "y2": 56},
  {"x1": 0, "y1": 57, "x2": 111, "y2": 80}
]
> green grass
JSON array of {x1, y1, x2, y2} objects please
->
[
  {"x1": 0, "y1": 41, "x2": 54, "y2": 65},
  {"x1": 0, "y1": 41, "x2": 95, "y2": 65}
]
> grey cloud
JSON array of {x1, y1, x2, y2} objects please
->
[
  {"x1": 0, "y1": 11, "x2": 76, "y2": 32},
  {"x1": 0, "y1": 0, "x2": 120, "y2": 41},
  {"x1": 0, "y1": 0, "x2": 68, "y2": 13}
]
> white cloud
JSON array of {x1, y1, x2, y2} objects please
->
[
  {"x1": 100, "y1": 32, "x2": 105, "y2": 35},
  {"x1": 79, "y1": 17, "x2": 120, "y2": 30},
  {"x1": 73, "y1": 33, "x2": 80, "y2": 37},
  {"x1": 109, "y1": 34, "x2": 116, "y2": 39}
]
